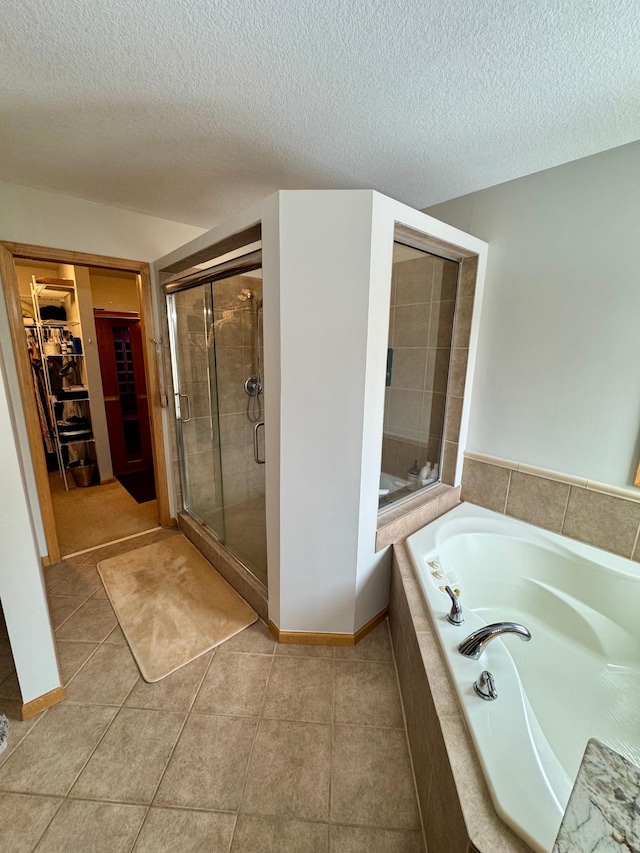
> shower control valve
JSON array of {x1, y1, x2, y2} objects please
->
[{"x1": 244, "y1": 376, "x2": 262, "y2": 397}]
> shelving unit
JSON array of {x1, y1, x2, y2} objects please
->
[{"x1": 26, "y1": 276, "x2": 96, "y2": 490}]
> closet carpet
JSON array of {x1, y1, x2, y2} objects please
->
[
  {"x1": 98, "y1": 535, "x2": 257, "y2": 682},
  {"x1": 51, "y1": 477, "x2": 158, "y2": 556}
]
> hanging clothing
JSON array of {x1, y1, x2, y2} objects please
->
[{"x1": 27, "y1": 331, "x2": 55, "y2": 455}]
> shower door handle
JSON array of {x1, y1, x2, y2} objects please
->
[
  {"x1": 178, "y1": 393, "x2": 192, "y2": 423},
  {"x1": 254, "y1": 422, "x2": 265, "y2": 464}
]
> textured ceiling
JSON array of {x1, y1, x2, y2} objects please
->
[{"x1": 1, "y1": 0, "x2": 638, "y2": 227}]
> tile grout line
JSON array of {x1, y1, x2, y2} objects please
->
[
  {"x1": 62, "y1": 653, "x2": 145, "y2": 805},
  {"x1": 33, "y1": 566, "x2": 147, "y2": 817},
  {"x1": 56, "y1": 600, "x2": 123, "y2": 692},
  {"x1": 48, "y1": 595, "x2": 91, "y2": 632},
  {"x1": 15, "y1": 791, "x2": 424, "y2": 834},
  {"x1": 560, "y1": 485, "x2": 573, "y2": 534},
  {"x1": 31, "y1": 796, "x2": 67, "y2": 852},
  {"x1": 49, "y1": 576, "x2": 104, "y2": 632},
  {"x1": 502, "y1": 468, "x2": 513, "y2": 514},
  {"x1": 127, "y1": 645, "x2": 220, "y2": 852},
  {"x1": 233, "y1": 641, "x2": 277, "y2": 835}
]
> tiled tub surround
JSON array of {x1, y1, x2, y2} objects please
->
[
  {"x1": 376, "y1": 484, "x2": 461, "y2": 551},
  {"x1": 461, "y1": 452, "x2": 640, "y2": 561},
  {"x1": 405, "y1": 503, "x2": 640, "y2": 852},
  {"x1": 389, "y1": 541, "x2": 533, "y2": 853}
]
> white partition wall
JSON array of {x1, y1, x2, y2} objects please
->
[
  {"x1": 154, "y1": 190, "x2": 487, "y2": 635},
  {"x1": 275, "y1": 191, "x2": 380, "y2": 632},
  {"x1": 0, "y1": 353, "x2": 61, "y2": 705}
]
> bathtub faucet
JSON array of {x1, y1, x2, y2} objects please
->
[
  {"x1": 444, "y1": 585, "x2": 464, "y2": 626},
  {"x1": 458, "y1": 622, "x2": 531, "y2": 660}
]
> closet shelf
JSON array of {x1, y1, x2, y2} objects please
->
[{"x1": 24, "y1": 321, "x2": 80, "y2": 328}]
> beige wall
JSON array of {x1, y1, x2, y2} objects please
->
[
  {"x1": 89, "y1": 270, "x2": 140, "y2": 313},
  {"x1": 14, "y1": 263, "x2": 61, "y2": 297}
]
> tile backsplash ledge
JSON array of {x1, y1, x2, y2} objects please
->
[{"x1": 462, "y1": 451, "x2": 640, "y2": 562}]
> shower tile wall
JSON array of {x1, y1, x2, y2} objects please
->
[
  {"x1": 213, "y1": 275, "x2": 265, "y2": 507},
  {"x1": 382, "y1": 255, "x2": 458, "y2": 481}
]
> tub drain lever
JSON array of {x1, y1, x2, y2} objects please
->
[
  {"x1": 474, "y1": 670, "x2": 498, "y2": 701},
  {"x1": 444, "y1": 585, "x2": 464, "y2": 626}
]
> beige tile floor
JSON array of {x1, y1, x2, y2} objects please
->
[{"x1": 0, "y1": 530, "x2": 425, "y2": 852}]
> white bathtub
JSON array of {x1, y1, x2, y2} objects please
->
[
  {"x1": 379, "y1": 471, "x2": 409, "y2": 496},
  {"x1": 406, "y1": 503, "x2": 640, "y2": 853}
]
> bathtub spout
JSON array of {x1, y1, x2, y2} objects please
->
[{"x1": 458, "y1": 622, "x2": 531, "y2": 660}]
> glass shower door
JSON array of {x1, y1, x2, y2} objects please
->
[
  {"x1": 168, "y1": 284, "x2": 225, "y2": 539},
  {"x1": 167, "y1": 267, "x2": 268, "y2": 588},
  {"x1": 212, "y1": 273, "x2": 266, "y2": 585}
]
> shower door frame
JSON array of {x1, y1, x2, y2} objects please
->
[{"x1": 166, "y1": 282, "x2": 224, "y2": 536}]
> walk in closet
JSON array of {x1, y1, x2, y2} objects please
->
[
  {"x1": 15, "y1": 258, "x2": 160, "y2": 557},
  {"x1": 25, "y1": 275, "x2": 95, "y2": 490}
]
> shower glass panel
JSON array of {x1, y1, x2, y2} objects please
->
[
  {"x1": 168, "y1": 267, "x2": 267, "y2": 586},
  {"x1": 169, "y1": 285, "x2": 225, "y2": 540},
  {"x1": 379, "y1": 243, "x2": 459, "y2": 508},
  {"x1": 213, "y1": 272, "x2": 266, "y2": 584}
]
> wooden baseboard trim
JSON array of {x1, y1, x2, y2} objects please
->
[
  {"x1": 354, "y1": 607, "x2": 389, "y2": 643},
  {"x1": 268, "y1": 607, "x2": 388, "y2": 646},
  {"x1": 22, "y1": 686, "x2": 65, "y2": 720},
  {"x1": 41, "y1": 556, "x2": 51, "y2": 568}
]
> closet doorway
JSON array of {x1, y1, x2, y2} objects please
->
[{"x1": 0, "y1": 242, "x2": 171, "y2": 564}]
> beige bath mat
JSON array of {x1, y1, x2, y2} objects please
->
[{"x1": 98, "y1": 535, "x2": 257, "y2": 682}]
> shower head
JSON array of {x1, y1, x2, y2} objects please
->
[{"x1": 238, "y1": 288, "x2": 254, "y2": 302}]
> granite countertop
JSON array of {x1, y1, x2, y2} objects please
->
[{"x1": 553, "y1": 739, "x2": 640, "y2": 853}]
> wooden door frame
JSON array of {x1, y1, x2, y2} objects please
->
[{"x1": 0, "y1": 241, "x2": 172, "y2": 564}]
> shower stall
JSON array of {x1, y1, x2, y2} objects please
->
[
  {"x1": 155, "y1": 190, "x2": 485, "y2": 638},
  {"x1": 166, "y1": 253, "x2": 267, "y2": 586}
]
